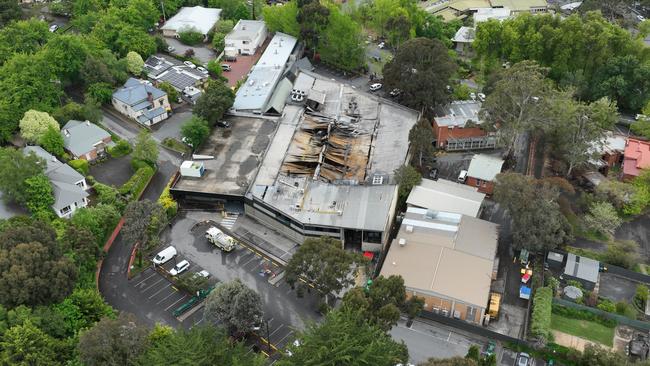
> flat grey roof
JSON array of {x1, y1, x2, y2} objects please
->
[
  {"x1": 434, "y1": 101, "x2": 482, "y2": 127},
  {"x1": 564, "y1": 253, "x2": 599, "y2": 283},
  {"x1": 467, "y1": 154, "x2": 504, "y2": 181},
  {"x1": 226, "y1": 20, "x2": 266, "y2": 41},
  {"x1": 173, "y1": 116, "x2": 276, "y2": 196},
  {"x1": 261, "y1": 175, "x2": 397, "y2": 231},
  {"x1": 232, "y1": 32, "x2": 297, "y2": 112},
  {"x1": 407, "y1": 178, "x2": 485, "y2": 217}
]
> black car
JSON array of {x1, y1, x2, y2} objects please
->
[
  {"x1": 216, "y1": 121, "x2": 231, "y2": 128},
  {"x1": 428, "y1": 168, "x2": 439, "y2": 180}
]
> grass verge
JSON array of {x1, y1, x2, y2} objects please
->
[{"x1": 550, "y1": 314, "x2": 615, "y2": 347}]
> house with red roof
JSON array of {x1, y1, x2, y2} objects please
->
[{"x1": 622, "y1": 138, "x2": 650, "y2": 180}]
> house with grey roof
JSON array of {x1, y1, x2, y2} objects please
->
[
  {"x1": 465, "y1": 154, "x2": 504, "y2": 195},
  {"x1": 112, "y1": 78, "x2": 170, "y2": 126},
  {"x1": 23, "y1": 146, "x2": 89, "y2": 219},
  {"x1": 224, "y1": 20, "x2": 267, "y2": 56},
  {"x1": 61, "y1": 120, "x2": 115, "y2": 161}
]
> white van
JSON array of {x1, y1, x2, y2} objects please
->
[
  {"x1": 153, "y1": 246, "x2": 177, "y2": 265},
  {"x1": 457, "y1": 170, "x2": 468, "y2": 183}
]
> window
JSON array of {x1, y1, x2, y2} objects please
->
[
  {"x1": 475, "y1": 179, "x2": 482, "y2": 187},
  {"x1": 76, "y1": 181, "x2": 84, "y2": 188},
  {"x1": 363, "y1": 231, "x2": 382, "y2": 244},
  {"x1": 243, "y1": 40, "x2": 249, "y2": 44},
  {"x1": 372, "y1": 176, "x2": 383, "y2": 185},
  {"x1": 159, "y1": 100, "x2": 164, "y2": 106},
  {"x1": 466, "y1": 306, "x2": 477, "y2": 322},
  {"x1": 60, "y1": 206, "x2": 71, "y2": 215}
]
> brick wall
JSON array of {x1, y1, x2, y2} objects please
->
[
  {"x1": 466, "y1": 176, "x2": 495, "y2": 195},
  {"x1": 433, "y1": 120, "x2": 487, "y2": 149}
]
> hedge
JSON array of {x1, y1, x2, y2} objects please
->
[
  {"x1": 119, "y1": 166, "x2": 155, "y2": 201},
  {"x1": 531, "y1": 286, "x2": 553, "y2": 342},
  {"x1": 69, "y1": 159, "x2": 89, "y2": 175},
  {"x1": 551, "y1": 304, "x2": 617, "y2": 328},
  {"x1": 108, "y1": 140, "x2": 132, "y2": 158},
  {"x1": 158, "y1": 178, "x2": 178, "y2": 219}
]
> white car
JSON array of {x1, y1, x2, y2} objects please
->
[
  {"x1": 167, "y1": 46, "x2": 175, "y2": 53},
  {"x1": 369, "y1": 83, "x2": 382, "y2": 91},
  {"x1": 183, "y1": 61, "x2": 196, "y2": 69},
  {"x1": 637, "y1": 14, "x2": 646, "y2": 21},
  {"x1": 49, "y1": 24, "x2": 59, "y2": 32},
  {"x1": 169, "y1": 260, "x2": 190, "y2": 276},
  {"x1": 378, "y1": 42, "x2": 385, "y2": 49},
  {"x1": 517, "y1": 352, "x2": 530, "y2": 366},
  {"x1": 197, "y1": 66, "x2": 208, "y2": 74},
  {"x1": 469, "y1": 92, "x2": 477, "y2": 100},
  {"x1": 389, "y1": 88, "x2": 401, "y2": 97},
  {"x1": 477, "y1": 92, "x2": 486, "y2": 101},
  {"x1": 192, "y1": 270, "x2": 210, "y2": 279},
  {"x1": 181, "y1": 137, "x2": 193, "y2": 147}
]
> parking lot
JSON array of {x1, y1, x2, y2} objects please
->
[{"x1": 146, "y1": 210, "x2": 321, "y2": 351}]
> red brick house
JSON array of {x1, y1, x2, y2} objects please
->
[
  {"x1": 622, "y1": 138, "x2": 650, "y2": 180},
  {"x1": 466, "y1": 154, "x2": 504, "y2": 195},
  {"x1": 432, "y1": 101, "x2": 488, "y2": 150}
]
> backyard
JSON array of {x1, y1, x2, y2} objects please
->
[{"x1": 550, "y1": 313, "x2": 615, "y2": 347}]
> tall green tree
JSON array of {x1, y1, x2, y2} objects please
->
[
  {"x1": 194, "y1": 80, "x2": 235, "y2": 126},
  {"x1": 409, "y1": 118, "x2": 435, "y2": 169},
  {"x1": 262, "y1": 0, "x2": 300, "y2": 37},
  {"x1": 0, "y1": 320, "x2": 57, "y2": 366},
  {"x1": 24, "y1": 174, "x2": 54, "y2": 218},
  {"x1": 203, "y1": 279, "x2": 264, "y2": 335},
  {"x1": 341, "y1": 275, "x2": 409, "y2": 330},
  {"x1": 19, "y1": 110, "x2": 60, "y2": 143},
  {"x1": 297, "y1": 0, "x2": 330, "y2": 56},
  {"x1": 277, "y1": 309, "x2": 409, "y2": 366},
  {"x1": 0, "y1": 147, "x2": 45, "y2": 204},
  {"x1": 40, "y1": 126, "x2": 66, "y2": 156},
  {"x1": 317, "y1": 6, "x2": 365, "y2": 72},
  {"x1": 415, "y1": 14, "x2": 462, "y2": 48},
  {"x1": 70, "y1": 204, "x2": 121, "y2": 245},
  {"x1": 0, "y1": 0, "x2": 21, "y2": 28},
  {"x1": 181, "y1": 116, "x2": 211, "y2": 149},
  {"x1": 0, "y1": 19, "x2": 50, "y2": 65},
  {"x1": 285, "y1": 237, "x2": 366, "y2": 303},
  {"x1": 78, "y1": 313, "x2": 149, "y2": 366},
  {"x1": 394, "y1": 165, "x2": 421, "y2": 207},
  {"x1": 382, "y1": 38, "x2": 456, "y2": 111},
  {"x1": 479, "y1": 61, "x2": 555, "y2": 155},
  {"x1": 125, "y1": 51, "x2": 145, "y2": 75},
  {"x1": 41, "y1": 34, "x2": 90, "y2": 83},
  {"x1": 132, "y1": 131, "x2": 159, "y2": 166},
  {"x1": 545, "y1": 95, "x2": 617, "y2": 176},
  {"x1": 135, "y1": 325, "x2": 265, "y2": 366},
  {"x1": 121, "y1": 200, "x2": 167, "y2": 247},
  {"x1": 493, "y1": 173, "x2": 573, "y2": 252}
]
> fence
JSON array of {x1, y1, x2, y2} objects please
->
[
  {"x1": 420, "y1": 310, "x2": 530, "y2": 346},
  {"x1": 553, "y1": 298, "x2": 650, "y2": 332}
]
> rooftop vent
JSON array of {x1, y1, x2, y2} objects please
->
[
  {"x1": 399, "y1": 238, "x2": 406, "y2": 247},
  {"x1": 405, "y1": 225, "x2": 413, "y2": 233},
  {"x1": 63, "y1": 129, "x2": 70, "y2": 137}
]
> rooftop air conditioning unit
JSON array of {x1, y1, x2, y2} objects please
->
[
  {"x1": 398, "y1": 238, "x2": 406, "y2": 247},
  {"x1": 405, "y1": 225, "x2": 414, "y2": 233}
]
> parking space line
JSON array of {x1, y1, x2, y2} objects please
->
[
  {"x1": 194, "y1": 317, "x2": 204, "y2": 326},
  {"x1": 131, "y1": 267, "x2": 154, "y2": 281},
  {"x1": 148, "y1": 283, "x2": 172, "y2": 299},
  {"x1": 269, "y1": 324, "x2": 284, "y2": 338},
  {"x1": 155, "y1": 290, "x2": 180, "y2": 305},
  {"x1": 242, "y1": 255, "x2": 259, "y2": 267},
  {"x1": 140, "y1": 277, "x2": 165, "y2": 293},
  {"x1": 165, "y1": 295, "x2": 188, "y2": 311},
  {"x1": 275, "y1": 330, "x2": 293, "y2": 347},
  {"x1": 134, "y1": 271, "x2": 158, "y2": 286}
]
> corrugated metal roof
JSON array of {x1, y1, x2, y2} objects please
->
[
  {"x1": 406, "y1": 178, "x2": 485, "y2": 217},
  {"x1": 467, "y1": 154, "x2": 504, "y2": 181},
  {"x1": 160, "y1": 6, "x2": 221, "y2": 35}
]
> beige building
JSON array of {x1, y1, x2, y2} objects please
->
[{"x1": 380, "y1": 179, "x2": 498, "y2": 325}]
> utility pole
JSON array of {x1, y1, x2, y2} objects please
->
[
  {"x1": 266, "y1": 318, "x2": 271, "y2": 353},
  {"x1": 160, "y1": 0, "x2": 167, "y2": 22}
]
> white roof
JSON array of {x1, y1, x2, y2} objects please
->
[
  {"x1": 434, "y1": 101, "x2": 482, "y2": 127},
  {"x1": 467, "y1": 154, "x2": 504, "y2": 181},
  {"x1": 161, "y1": 6, "x2": 221, "y2": 35},
  {"x1": 226, "y1": 20, "x2": 266, "y2": 41},
  {"x1": 452, "y1": 26, "x2": 475, "y2": 43},
  {"x1": 232, "y1": 32, "x2": 297, "y2": 112},
  {"x1": 473, "y1": 7, "x2": 511, "y2": 25},
  {"x1": 406, "y1": 178, "x2": 485, "y2": 217}
]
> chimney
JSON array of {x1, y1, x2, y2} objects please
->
[
  {"x1": 63, "y1": 129, "x2": 70, "y2": 137},
  {"x1": 85, "y1": 120, "x2": 90, "y2": 126},
  {"x1": 147, "y1": 92, "x2": 153, "y2": 103}
]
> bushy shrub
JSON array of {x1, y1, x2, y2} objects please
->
[
  {"x1": 551, "y1": 304, "x2": 617, "y2": 327},
  {"x1": 108, "y1": 140, "x2": 132, "y2": 158},
  {"x1": 69, "y1": 159, "x2": 89, "y2": 175},
  {"x1": 616, "y1": 301, "x2": 637, "y2": 319},
  {"x1": 158, "y1": 184, "x2": 178, "y2": 219},
  {"x1": 604, "y1": 240, "x2": 639, "y2": 269},
  {"x1": 119, "y1": 166, "x2": 155, "y2": 201},
  {"x1": 531, "y1": 287, "x2": 553, "y2": 343},
  {"x1": 635, "y1": 284, "x2": 649, "y2": 310},
  {"x1": 130, "y1": 158, "x2": 151, "y2": 171},
  {"x1": 178, "y1": 27, "x2": 204, "y2": 45},
  {"x1": 596, "y1": 298, "x2": 616, "y2": 313}
]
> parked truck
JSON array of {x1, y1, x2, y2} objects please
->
[{"x1": 205, "y1": 226, "x2": 236, "y2": 252}]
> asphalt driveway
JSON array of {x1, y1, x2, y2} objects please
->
[
  {"x1": 150, "y1": 107, "x2": 192, "y2": 141},
  {"x1": 165, "y1": 38, "x2": 215, "y2": 65},
  {"x1": 89, "y1": 155, "x2": 133, "y2": 187}
]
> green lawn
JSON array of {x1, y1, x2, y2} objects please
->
[{"x1": 550, "y1": 314, "x2": 615, "y2": 347}]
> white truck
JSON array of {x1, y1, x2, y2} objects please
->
[{"x1": 205, "y1": 227, "x2": 236, "y2": 252}]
